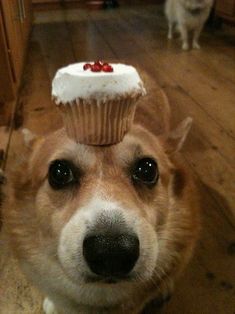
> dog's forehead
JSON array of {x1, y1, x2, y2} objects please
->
[
  {"x1": 32, "y1": 126, "x2": 164, "y2": 170},
  {"x1": 30, "y1": 129, "x2": 96, "y2": 176},
  {"x1": 114, "y1": 125, "x2": 166, "y2": 162},
  {"x1": 51, "y1": 141, "x2": 97, "y2": 169}
]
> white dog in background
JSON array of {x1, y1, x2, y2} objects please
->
[{"x1": 165, "y1": 0, "x2": 214, "y2": 50}]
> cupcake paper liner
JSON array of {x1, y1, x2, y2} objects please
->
[{"x1": 58, "y1": 95, "x2": 140, "y2": 145}]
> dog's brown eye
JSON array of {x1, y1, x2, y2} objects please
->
[
  {"x1": 132, "y1": 158, "x2": 159, "y2": 186},
  {"x1": 48, "y1": 160, "x2": 77, "y2": 189}
]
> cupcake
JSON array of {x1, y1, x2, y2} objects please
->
[{"x1": 52, "y1": 61, "x2": 146, "y2": 145}]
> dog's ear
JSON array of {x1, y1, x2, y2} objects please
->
[{"x1": 163, "y1": 117, "x2": 193, "y2": 154}]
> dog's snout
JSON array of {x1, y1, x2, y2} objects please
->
[{"x1": 83, "y1": 233, "x2": 139, "y2": 278}]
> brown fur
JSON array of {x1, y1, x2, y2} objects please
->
[{"x1": 2, "y1": 91, "x2": 200, "y2": 314}]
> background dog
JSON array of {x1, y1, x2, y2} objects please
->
[
  {"x1": 165, "y1": 0, "x2": 214, "y2": 50},
  {"x1": 2, "y1": 88, "x2": 200, "y2": 314}
]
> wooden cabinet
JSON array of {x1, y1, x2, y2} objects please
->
[
  {"x1": 21, "y1": 0, "x2": 32, "y2": 44},
  {"x1": 216, "y1": 0, "x2": 235, "y2": 23},
  {"x1": 0, "y1": 11, "x2": 15, "y2": 102},
  {"x1": 33, "y1": 0, "x2": 63, "y2": 3},
  {"x1": 0, "y1": 0, "x2": 32, "y2": 102},
  {"x1": 33, "y1": 0, "x2": 81, "y2": 3}
]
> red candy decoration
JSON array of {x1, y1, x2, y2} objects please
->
[
  {"x1": 102, "y1": 64, "x2": 114, "y2": 72},
  {"x1": 83, "y1": 61, "x2": 114, "y2": 73},
  {"x1": 91, "y1": 64, "x2": 102, "y2": 72},
  {"x1": 94, "y1": 60, "x2": 103, "y2": 67},
  {"x1": 83, "y1": 63, "x2": 92, "y2": 70}
]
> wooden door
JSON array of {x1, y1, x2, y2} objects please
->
[
  {"x1": 216, "y1": 0, "x2": 235, "y2": 16},
  {"x1": 1, "y1": 1, "x2": 24, "y2": 82}
]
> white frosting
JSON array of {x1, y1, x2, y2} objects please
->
[{"x1": 52, "y1": 62, "x2": 146, "y2": 103}]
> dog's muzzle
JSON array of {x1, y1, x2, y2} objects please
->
[{"x1": 83, "y1": 232, "x2": 139, "y2": 279}]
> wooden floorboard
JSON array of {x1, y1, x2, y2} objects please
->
[
  {"x1": 114, "y1": 10, "x2": 235, "y2": 138},
  {"x1": 1, "y1": 4, "x2": 235, "y2": 314}
]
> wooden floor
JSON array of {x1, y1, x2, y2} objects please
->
[{"x1": 1, "y1": 3, "x2": 235, "y2": 313}]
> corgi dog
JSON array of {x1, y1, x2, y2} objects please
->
[
  {"x1": 3, "y1": 96, "x2": 200, "y2": 314},
  {"x1": 165, "y1": 0, "x2": 214, "y2": 50}
]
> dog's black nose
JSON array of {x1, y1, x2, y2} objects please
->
[{"x1": 83, "y1": 233, "x2": 139, "y2": 278}]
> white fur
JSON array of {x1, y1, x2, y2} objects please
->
[
  {"x1": 22, "y1": 128, "x2": 36, "y2": 146},
  {"x1": 165, "y1": 0, "x2": 214, "y2": 50},
  {"x1": 58, "y1": 195, "x2": 158, "y2": 291},
  {"x1": 43, "y1": 298, "x2": 58, "y2": 314}
]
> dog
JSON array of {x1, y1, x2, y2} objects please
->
[
  {"x1": 165, "y1": 0, "x2": 214, "y2": 50},
  {"x1": 2, "y1": 93, "x2": 200, "y2": 314}
]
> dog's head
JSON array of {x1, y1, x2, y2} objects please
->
[{"x1": 3, "y1": 119, "x2": 199, "y2": 309}]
